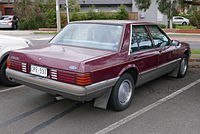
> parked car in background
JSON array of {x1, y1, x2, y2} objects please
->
[
  {"x1": 0, "y1": 35, "x2": 33, "y2": 86},
  {"x1": 173, "y1": 16, "x2": 190, "y2": 25},
  {"x1": 6, "y1": 20, "x2": 190, "y2": 111},
  {"x1": 0, "y1": 15, "x2": 18, "y2": 30}
]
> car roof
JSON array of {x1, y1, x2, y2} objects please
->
[
  {"x1": 2, "y1": 15, "x2": 14, "y2": 17},
  {"x1": 71, "y1": 20, "x2": 155, "y2": 25},
  {"x1": 173, "y1": 16, "x2": 183, "y2": 18}
]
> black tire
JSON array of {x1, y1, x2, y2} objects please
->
[
  {"x1": 109, "y1": 73, "x2": 135, "y2": 111},
  {"x1": 0, "y1": 60, "x2": 19, "y2": 86},
  {"x1": 177, "y1": 54, "x2": 188, "y2": 78},
  {"x1": 182, "y1": 22, "x2": 187, "y2": 25},
  {"x1": 12, "y1": 24, "x2": 17, "y2": 30}
]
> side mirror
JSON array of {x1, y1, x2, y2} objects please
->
[{"x1": 171, "y1": 40, "x2": 180, "y2": 46}]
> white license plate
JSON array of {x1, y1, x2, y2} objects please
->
[{"x1": 30, "y1": 65, "x2": 47, "y2": 77}]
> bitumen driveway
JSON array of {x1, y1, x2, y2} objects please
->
[{"x1": 0, "y1": 68, "x2": 199, "y2": 134}]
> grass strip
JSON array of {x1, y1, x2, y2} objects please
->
[
  {"x1": 191, "y1": 49, "x2": 200, "y2": 54},
  {"x1": 33, "y1": 32, "x2": 57, "y2": 34},
  {"x1": 168, "y1": 34, "x2": 200, "y2": 36}
]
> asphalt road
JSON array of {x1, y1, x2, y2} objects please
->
[
  {"x1": 0, "y1": 68, "x2": 199, "y2": 134},
  {"x1": 0, "y1": 31, "x2": 200, "y2": 134}
]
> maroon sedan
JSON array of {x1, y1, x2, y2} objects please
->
[{"x1": 6, "y1": 20, "x2": 190, "y2": 111}]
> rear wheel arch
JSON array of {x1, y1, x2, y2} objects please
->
[
  {"x1": 184, "y1": 50, "x2": 189, "y2": 58},
  {"x1": 0, "y1": 52, "x2": 10, "y2": 67},
  {"x1": 119, "y1": 67, "x2": 139, "y2": 85},
  {"x1": 182, "y1": 22, "x2": 187, "y2": 25}
]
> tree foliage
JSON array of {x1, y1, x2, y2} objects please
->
[
  {"x1": 14, "y1": 0, "x2": 41, "y2": 18},
  {"x1": 134, "y1": 0, "x2": 151, "y2": 11},
  {"x1": 69, "y1": 0, "x2": 80, "y2": 12},
  {"x1": 133, "y1": 0, "x2": 190, "y2": 27}
]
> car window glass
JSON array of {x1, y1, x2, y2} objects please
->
[
  {"x1": 133, "y1": 26, "x2": 153, "y2": 51},
  {"x1": 131, "y1": 28, "x2": 139, "y2": 53},
  {"x1": 176, "y1": 17, "x2": 183, "y2": 20},
  {"x1": 0, "y1": 16, "x2": 12, "y2": 20},
  {"x1": 148, "y1": 26, "x2": 170, "y2": 48},
  {"x1": 50, "y1": 24, "x2": 123, "y2": 51}
]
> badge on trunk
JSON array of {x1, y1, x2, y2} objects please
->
[{"x1": 69, "y1": 66, "x2": 77, "y2": 70}]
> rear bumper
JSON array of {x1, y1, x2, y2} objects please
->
[
  {"x1": 0, "y1": 24, "x2": 12, "y2": 28},
  {"x1": 6, "y1": 68, "x2": 118, "y2": 101}
]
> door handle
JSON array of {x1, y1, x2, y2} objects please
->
[
  {"x1": 159, "y1": 50, "x2": 163, "y2": 53},
  {"x1": 132, "y1": 55, "x2": 139, "y2": 59}
]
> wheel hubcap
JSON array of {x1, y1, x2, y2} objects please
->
[
  {"x1": 118, "y1": 80, "x2": 132, "y2": 105},
  {"x1": 180, "y1": 58, "x2": 187, "y2": 75}
]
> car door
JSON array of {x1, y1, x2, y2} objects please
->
[
  {"x1": 174, "y1": 17, "x2": 184, "y2": 25},
  {"x1": 130, "y1": 25, "x2": 159, "y2": 86},
  {"x1": 147, "y1": 25, "x2": 178, "y2": 76}
]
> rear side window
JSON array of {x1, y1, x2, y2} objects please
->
[
  {"x1": 0, "y1": 16, "x2": 12, "y2": 20},
  {"x1": 147, "y1": 26, "x2": 170, "y2": 48},
  {"x1": 130, "y1": 26, "x2": 153, "y2": 53},
  {"x1": 131, "y1": 28, "x2": 139, "y2": 52}
]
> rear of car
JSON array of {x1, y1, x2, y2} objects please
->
[
  {"x1": 6, "y1": 22, "x2": 123, "y2": 100},
  {"x1": 0, "y1": 15, "x2": 18, "y2": 29}
]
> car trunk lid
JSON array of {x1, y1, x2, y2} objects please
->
[{"x1": 10, "y1": 44, "x2": 114, "y2": 72}]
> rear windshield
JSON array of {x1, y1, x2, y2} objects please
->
[
  {"x1": 0, "y1": 16, "x2": 12, "y2": 20},
  {"x1": 50, "y1": 23, "x2": 124, "y2": 51}
]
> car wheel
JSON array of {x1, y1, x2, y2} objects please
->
[
  {"x1": 0, "y1": 60, "x2": 19, "y2": 86},
  {"x1": 109, "y1": 73, "x2": 135, "y2": 111},
  {"x1": 177, "y1": 54, "x2": 188, "y2": 78},
  {"x1": 12, "y1": 24, "x2": 17, "y2": 30},
  {"x1": 182, "y1": 22, "x2": 187, "y2": 25}
]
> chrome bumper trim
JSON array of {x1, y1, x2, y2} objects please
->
[{"x1": 6, "y1": 68, "x2": 118, "y2": 101}]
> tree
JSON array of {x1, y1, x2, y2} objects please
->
[
  {"x1": 157, "y1": 0, "x2": 179, "y2": 28},
  {"x1": 69, "y1": 0, "x2": 80, "y2": 12},
  {"x1": 134, "y1": 0, "x2": 188, "y2": 28},
  {"x1": 134, "y1": 0, "x2": 151, "y2": 11},
  {"x1": 13, "y1": 0, "x2": 40, "y2": 18}
]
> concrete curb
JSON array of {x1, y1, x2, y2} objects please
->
[
  {"x1": 189, "y1": 65, "x2": 200, "y2": 68},
  {"x1": 189, "y1": 58, "x2": 200, "y2": 62},
  {"x1": 189, "y1": 58, "x2": 200, "y2": 68}
]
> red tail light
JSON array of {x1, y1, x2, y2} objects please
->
[
  {"x1": 8, "y1": 21, "x2": 13, "y2": 23},
  {"x1": 7, "y1": 59, "x2": 22, "y2": 71},
  {"x1": 7, "y1": 57, "x2": 11, "y2": 68},
  {"x1": 76, "y1": 73, "x2": 92, "y2": 86}
]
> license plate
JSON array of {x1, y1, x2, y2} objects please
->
[{"x1": 30, "y1": 65, "x2": 47, "y2": 77}]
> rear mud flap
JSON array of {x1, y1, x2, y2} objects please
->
[{"x1": 94, "y1": 88, "x2": 112, "y2": 110}]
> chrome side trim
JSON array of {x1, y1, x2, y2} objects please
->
[
  {"x1": 86, "y1": 77, "x2": 119, "y2": 95},
  {"x1": 137, "y1": 58, "x2": 181, "y2": 86},
  {"x1": 158, "y1": 58, "x2": 181, "y2": 69},
  {"x1": 139, "y1": 58, "x2": 181, "y2": 76}
]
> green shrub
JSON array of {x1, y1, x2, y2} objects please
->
[
  {"x1": 44, "y1": 9, "x2": 56, "y2": 28},
  {"x1": 158, "y1": 24, "x2": 166, "y2": 28},
  {"x1": 69, "y1": 5, "x2": 128, "y2": 21},
  {"x1": 18, "y1": 15, "x2": 46, "y2": 30},
  {"x1": 190, "y1": 11, "x2": 200, "y2": 29},
  {"x1": 117, "y1": 5, "x2": 129, "y2": 20}
]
